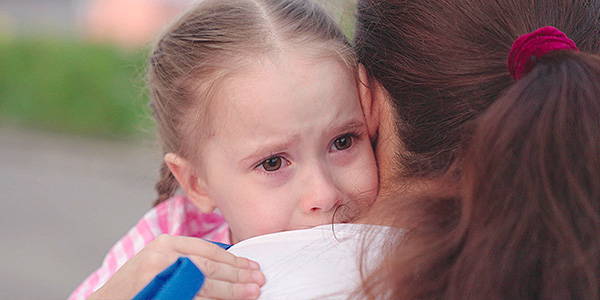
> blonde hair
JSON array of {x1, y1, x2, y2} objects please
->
[{"x1": 149, "y1": 0, "x2": 356, "y2": 205}]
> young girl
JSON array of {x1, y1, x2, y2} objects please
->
[{"x1": 69, "y1": 0, "x2": 379, "y2": 299}]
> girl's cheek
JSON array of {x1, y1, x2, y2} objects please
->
[
  {"x1": 355, "y1": 151, "x2": 379, "y2": 201},
  {"x1": 329, "y1": 146, "x2": 360, "y2": 168},
  {"x1": 354, "y1": 168, "x2": 378, "y2": 197}
]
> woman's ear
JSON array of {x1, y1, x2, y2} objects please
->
[
  {"x1": 358, "y1": 64, "x2": 381, "y2": 142},
  {"x1": 164, "y1": 153, "x2": 216, "y2": 213}
]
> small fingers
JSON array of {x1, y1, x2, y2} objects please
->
[
  {"x1": 171, "y1": 236, "x2": 260, "y2": 269},
  {"x1": 187, "y1": 256, "x2": 265, "y2": 285},
  {"x1": 196, "y1": 278, "x2": 261, "y2": 300}
]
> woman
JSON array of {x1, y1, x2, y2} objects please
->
[
  {"x1": 90, "y1": 0, "x2": 600, "y2": 298},
  {"x1": 355, "y1": 0, "x2": 600, "y2": 298}
]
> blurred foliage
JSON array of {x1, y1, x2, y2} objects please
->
[
  {"x1": 0, "y1": 1, "x2": 355, "y2": 140},
  {"x1": 0, "y1": 38, "x2": 154, "y2": 139},
  {"x1": 322, "y1": 0, "x2": 357, "y2": 40}
]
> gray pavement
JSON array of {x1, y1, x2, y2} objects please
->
[
  {"x1": 0, "y1": 0, "x2": 80, "y2": 35},
  {"x1": 0, "y1": 125, "x2": 161, "y2": 299}
]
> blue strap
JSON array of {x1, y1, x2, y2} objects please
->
[
  {"x1": 132, "y1": 241, "x2": 233, "y2": 300},
  {"x1": 211, "y1": 241, "x2": 233, "y2": 250},
  {"x1": 132, "y1": 257, "x2": 203, "y2": 300}
]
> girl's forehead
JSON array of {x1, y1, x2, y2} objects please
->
[
  {"x1": 205, "y1": 51, "x2": 362, "y2": 148},
  {"x1": 209, "y1": 50, "x2": 357, "y2": 115},
  {"x1": 226, "y1": 46, "x2": 355, "y2": 81}
]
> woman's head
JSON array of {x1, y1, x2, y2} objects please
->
[
  {"x1": 354, "y1": 0, "x2": 600, "y2": 298},
  {"x1": 355, "y1": 0, "x2": 600, "y2": 179},
  {"x1": 149, "y1": 0, "x2": 357, "y2": 204}
]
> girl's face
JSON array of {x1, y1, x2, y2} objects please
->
[{"x1": 197, "y1": 52, "x2": 378, "y2": 242}]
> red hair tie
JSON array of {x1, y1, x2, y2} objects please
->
[{"x1": 507, "y1": 26, "x2": 579, "y2": 81}]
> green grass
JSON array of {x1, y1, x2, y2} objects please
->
[{"x1": 0, "y1": 37, "x2": 153, "y2": 139}]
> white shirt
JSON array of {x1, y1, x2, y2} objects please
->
[{"x1": 229, "y1": 224, "x2": 394, "y2": 300}]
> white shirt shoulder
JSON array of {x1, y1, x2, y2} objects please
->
[{"x1": 228, "y1": 224, "x2": 395, "y2": 300}]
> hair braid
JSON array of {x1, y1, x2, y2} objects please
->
[{"x1": 153, "y1": 161, "x2": 179, "y2": 206}]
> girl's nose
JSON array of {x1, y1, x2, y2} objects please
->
[{"x1": 301, "y1": 170, "x2": 343, "y2": 214}]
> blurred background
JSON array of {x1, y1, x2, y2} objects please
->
[
  {"x1": 0, "y1": 0, "x2": 355, "y2": 298},
  {"x1": 0, "y1": 0, "x2": 191, "y2": 298}
]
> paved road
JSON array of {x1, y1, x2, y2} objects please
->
[
  {"x1": 0, "y1": 0, "x2": 79, "y2": 34},
  {"x1": 0, "y1": 125, "x2": 160, "y2": 299}
]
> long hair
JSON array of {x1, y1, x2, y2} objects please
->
[
  {"x1": 355, "y1": 0, "x2": 600, "y2": 178},
  {"x1": 354, "y1": 0, "x2": 600, "y2": 298}
]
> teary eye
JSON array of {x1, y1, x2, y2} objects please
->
[
  {"x1": 333, "y1": 134, "x2": 353, "y2": 150},
  {"x1": 261, "y1": 156, "x2": 283, "y2": 171}
]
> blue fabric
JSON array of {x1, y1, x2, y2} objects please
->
[
  {"x1": 132, "y1": 241, "x2": 233, "y2": 300},
  {"x1": 132, "y1": 257, "x2": 203, "y2": 300},
  {"x1": 210, "y1": 241, "x2": 233, "y2": 250}
]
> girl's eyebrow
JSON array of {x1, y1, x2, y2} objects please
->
[
  {"x1": 240, "y1": 138, "x2": 297, "y2": 165},
  {"x1": 239, "y1": 119, "x2": 366, "y2": 166},
  {"x1": 330, "y1": 119, "x2": 365, "y2": 135}
]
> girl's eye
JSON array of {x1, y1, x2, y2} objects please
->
[
  {"x1": 261, "y1": 156, "x2": 283, "y2": 171},
  {"x1": 333, "y1": 134, "x2": 353, "y2": 151}
]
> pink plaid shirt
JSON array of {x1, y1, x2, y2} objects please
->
[{"x1": 68, "y1": 195, "x2": 231, "y2": 300}]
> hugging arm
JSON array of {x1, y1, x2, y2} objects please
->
[{"x1": 88, "y1": 235, "x2": 265, "y2": 300}]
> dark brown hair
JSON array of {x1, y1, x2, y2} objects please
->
[
  {"x1": 148, "y1": 0, "x2": 356, "y2": 205},
  {"x1": 354, "y1": 0, "x2": 600, "y2": 298},
  {"x1": 355, "y1": 0, "x2": 600, "y2": 178}
]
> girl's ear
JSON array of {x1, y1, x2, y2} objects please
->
[
  {"x1": 358, "y1": 64, "x2": 381, "y2": 142},
  {"x1": 164, "y1": 153, "x2": 216, "y2": 213}
]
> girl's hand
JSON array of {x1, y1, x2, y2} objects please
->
[{"x1": 88, "y1": 235, "x2": 265, "y2": 300}]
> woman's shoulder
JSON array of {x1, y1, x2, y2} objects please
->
[{"x1": 228, "y1": 224, "x2": 396, "y2": 299}]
